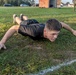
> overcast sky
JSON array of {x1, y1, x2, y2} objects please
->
[
  {"x1": 35, "y1": 0, "x2": 73, "y2": 4},
  {"x1": 62, "y1": 0, "x2": 73, "y2": 3}
]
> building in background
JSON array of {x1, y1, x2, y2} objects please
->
[{"x1": 39, "y1": 0, "x2": 61, "y2": 8}]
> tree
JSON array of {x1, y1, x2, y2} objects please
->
[
  {"x1": 0, "y1": 0, "x2": 4, "y2": 6},
  {"x1": 22, "y1": 0, "x2": 35, "y2": 6},
  {"x1": 31, "y1": 0, "x2": 35, "y2": 6},
  {"x1": 73, "y1": 0, "x2": 76, "y2": 11},
  {"x1": 66, "y1": 2, "x2": 70, "y2": 5},
  {"x1": 0, "y1": 0, "x2": 35, "y2": 6}
]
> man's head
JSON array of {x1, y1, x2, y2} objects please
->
[{"x1": 44, "y1": 19, "x2": 62, "y2": 42}]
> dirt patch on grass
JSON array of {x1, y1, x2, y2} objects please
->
[
  {"x1": 55, "y1": 50, "x2": 76, "y2": 60},
  {"x1": 25, "y1": 44, "x2": 43, "y2": 50}
]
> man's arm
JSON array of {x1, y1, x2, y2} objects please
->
[
  {"x1": 0, "y1": 25, "x2": 19, "y2": 50},
  {"x1": 60, "y1": 22, "x2": 76, "y2": 36}
]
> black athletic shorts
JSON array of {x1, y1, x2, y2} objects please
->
[
  {"x1": 18, "y1": 19, "x2": 45, "y2": 39},
  {"x1": 20, "y1": 19, "x2": 39, "y2": 26}
]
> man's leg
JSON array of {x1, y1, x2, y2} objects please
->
[
  {"x1": 22, "y1": 15, "x2": 28, "y2": 20},
  {"x1": 13, "y1": 14, "x2": 28, "y2": 25},
  {"x1": 20, "y1": 14, "x2": 39, "y2": 24},
  {"x1": 0, "y1": 25, "x2": 19, "y2": 50},
  {"x1": 15, "y1": 17, "x2": 22, "y2": 25},
  {"x1": 20, "y1": 14, "x2": 28, "y2": 21},
  {"x1": 13, "y1": 14, "x2": 22, "y2": 25}
]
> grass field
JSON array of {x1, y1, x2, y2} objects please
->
[{"x1": 0, "y1": 7, "x2": 76, "y2": 75}]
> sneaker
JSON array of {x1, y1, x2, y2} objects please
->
[
  {"x1": 20, "y1": 14, "x2": 24, "y2": 21},
  {"x1": 13, "y1": 14, "x2": 17, "y2": 24}
]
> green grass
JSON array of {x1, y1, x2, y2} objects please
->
[
  {"x1": 0, "y1": 7, "x2": 76, "y2": 75},
  {"x1": 48, "y1": 62, "x2": 76, "y2": 75}
]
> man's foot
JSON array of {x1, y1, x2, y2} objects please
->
[
  {"x1": 0, "y1": 42, "x2": 6, "y2": 50},
  {"x1": 13, "y1": 14, "x2": 17, "y2": 24},
  {"x1": 20, "y1": 14, "x2": 24, "y2": 21}
]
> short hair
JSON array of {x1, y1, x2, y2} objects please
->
[{"x1": 45, "y1": 19, "x2": 62, "y2": 31}]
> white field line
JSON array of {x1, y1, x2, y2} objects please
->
[{"x1": 28, "y1": 59, "x2": 76, "y2": 75}]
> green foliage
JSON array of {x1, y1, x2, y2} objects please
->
[
  {"x1": 0, "y1": 7, "x2": 76, "y2": 75},
  {"x1": 0, "y1": 0, "x2": 35, "y2": 6}
]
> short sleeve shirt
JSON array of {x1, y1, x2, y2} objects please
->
[{"x1": 18, "y1": 23, "x2": 45, "y2": 40}]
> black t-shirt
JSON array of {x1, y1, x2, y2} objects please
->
[{"x1": 18, "y1": 23, "x2": 45, "y2": 40}]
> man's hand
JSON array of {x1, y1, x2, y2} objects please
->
[
  {"x1": 0, "y1": 42, "x2": 6, "y2": 50},
  {"x1": 72, "y1": 30, "x2": 76, "y2": 36}
]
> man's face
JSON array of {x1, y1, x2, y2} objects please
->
[{"x1": 44, "y1": 30, "x2": 60, "y2": 42}]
